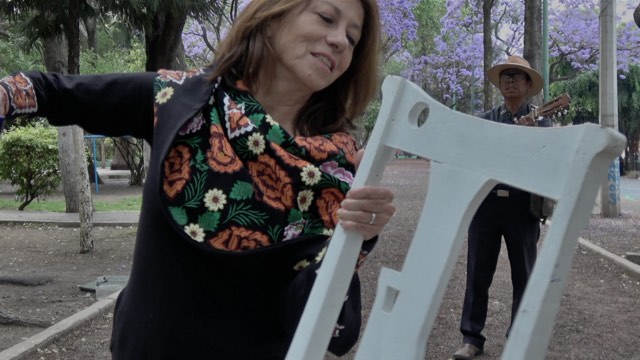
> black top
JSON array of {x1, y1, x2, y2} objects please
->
[{"x1": 0, "y1": 69, "x2": 372, "y2": 359}]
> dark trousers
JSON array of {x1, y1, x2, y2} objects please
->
[{"x1": 460, "y1": 189, "x2": 540, "y2": 349}]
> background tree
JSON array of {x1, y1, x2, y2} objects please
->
[
  {"x1": 99, "y1": 0, "x2": 226, "y2": 71},
  {"x1": 523, "y1": 0, "x2": 543, "y2": 105},
  {"x1": 0, "y1": 0, "x2": 95, "y2": 251}
]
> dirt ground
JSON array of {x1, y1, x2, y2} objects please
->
[{"x1": 1, "y1": 159, "x2": 639, "y2": 360}]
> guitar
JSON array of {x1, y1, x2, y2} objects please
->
[{"x1": 515, "y1": 93, "x2": 571, "y2": 125}]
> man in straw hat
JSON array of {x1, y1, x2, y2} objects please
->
[{"x1": 452, "y1": 55, "x2": 552, "y2": 359}]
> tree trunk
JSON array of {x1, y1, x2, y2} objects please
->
[
  {"x1": 110, "y1": 138, "x2": 131, "y2": 170},
  {"x1": 83, "y1": 15, "x2": 97, "y2": 51},
  {"x1": 74, "y1": 127, "x2": 94, "y2": 253},
  {"x1": 524, "y1": 0, "x2": 543, "y2": 105},
  {"x1": 483, "y1": 0, "x2": 496, "y2": 112},
  {"x1": 66, "y1": 0, "x2": 93, "y2": 252},
  {"x1": 43, "y1": 35, "x2": 81, "y2": 212},
  {"x1": 144, "y1": 8, "x2": 188, "y2": 71}
]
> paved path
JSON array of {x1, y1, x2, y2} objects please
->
[
  {"x1": 0, "y1": 164, "x2": 638, "y2": 360},
  {"x1": 0, "y1": 210, "x2": 139, "y2": 227}
]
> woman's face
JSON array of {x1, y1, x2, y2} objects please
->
[{"x1": 268, "y1": 0, "x2": 364, "y2": 93}]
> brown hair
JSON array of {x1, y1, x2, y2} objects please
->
[{"x1": 210, "y1": 0, "x2": 381, "y2": 136}]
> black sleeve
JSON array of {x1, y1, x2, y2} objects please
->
[{"x1": 3, "y1": 71, "x2": 157, "y2": 142}]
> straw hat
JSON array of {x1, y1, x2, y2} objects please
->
[{"x1": 487, "y1": 55, "x2": 543, "y2": 97}]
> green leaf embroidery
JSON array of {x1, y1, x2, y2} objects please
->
[
  {"x1": 194, "y1": 149, "x2": 209, "y2": 172},
  {"x1": 210, "y1": 108, "x2": 221, "y2": 125},
  {"x1": 248, "y1": 113, "x2": 265, "y2": 127},
  {"x1": 169, "y1": 206, "x2": 188, "y2": 226},
  {"x1": 288, "y1": 209, "x2": 303, "y2": 223},
  {"x1": 267, "y1": 127, "x2": 285, "y2": 145},
  {"x1": 236, "y1": 94, "x2": 262, "y2": 114},
  {"x1": 180, "y1": 136, "x2": 202, "y2": 148},
  {"x1": 224, "y1": 203, "x2": 269, "y2": 227},
  {"x1": 229, "y1": 181, "x2": 253, "y2": 200},
  {"x1": 198, "y1": 212, "x2": 221, "y2": 232},
  {"x1": 153, "y1": 79, "x2": 167, "y2": 94},
  {"x1": 267, "y1": 225, "x2": 283, "y2": 243},
  {"x1": 183, "y1": 172, "x2": 207, "y2": 208},
  {"x1": 304, "y1": 218, "x2": 325, "y2": 234},
  {"x1": 234, "y1": 137, "x2": 253, "y2": 158}
]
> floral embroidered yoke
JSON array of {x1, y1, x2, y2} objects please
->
[{"x1": 156, "y1": 70, "x2": 358, "y2": 252}]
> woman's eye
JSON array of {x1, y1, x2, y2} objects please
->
[
  {"x1": 347, "y1": 35, "x2": 356, "y2": 47},
  {"x1": 318, "y1": 13, "x2": 333, "y2": 23}
]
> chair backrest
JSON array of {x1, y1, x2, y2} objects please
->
[{"x1": 285, "y1": 76, "x2": 626, "y2": 360}]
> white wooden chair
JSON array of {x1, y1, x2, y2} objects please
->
[{"x1": 285, "y1": 76, "x2": 626, "y2": 360}]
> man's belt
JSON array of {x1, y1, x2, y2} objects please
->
[{"x1": 490, "y1": 186, "x2": 526, "y2": 198}]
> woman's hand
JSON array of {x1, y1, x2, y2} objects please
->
[
  {"x1": 337, "y1": 186, "x2": 395, "y2": 240},
  {"x1": 337, "y1": 149, "x2": 396, "y2": 240}
]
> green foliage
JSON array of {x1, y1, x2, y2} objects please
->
[
  {"x1": 618, "y1": 65, "x2": 640, "y2": 171},
  {"x1": 411, "y1": 0, "x2": 446, "y2": 55},
  {"x1": 80, "y1": 38, "x2": 145, "y2": 74},
  {"x1": 357, "y1": 99, "x2": 381, "y2": 146},
  {"x1": 550, "y1": 71, "x2": 599, "y2": 125},
  {"x1": 0, "y1": 35, "x2": 45, "y2": 76},
  {"x1": 0, "y1": 124, "x2": 61, "y2": 210}
]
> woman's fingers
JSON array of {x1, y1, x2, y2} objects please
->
[{"x1": 338, "y1": 186, "x2": 395, "y2": 240}]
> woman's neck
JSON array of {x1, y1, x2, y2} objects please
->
[{"x1": 253, "y1": 80, "x2": 312, "y2": 137}]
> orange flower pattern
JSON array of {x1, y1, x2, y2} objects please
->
[
  {"x1": 271, "y1": 142, "x2": 310, "y2": 169},
  {"x1": 163, "y1": 145, "x2": 193, "y2": 200},
  {"x1": 154, "y1": 70, "x2": 360, "y2": 252},
  {"x1": 206, "y1": 123, "x2": 243, "y2": 173},
  {"x1": 208, "y1": 226, "x2": 270, "y2": 251},
  {"x1": 0, "y1": 73, "x2": 38, "y2": 115},
  {"x1": 316, "y1": 188, "x2": 345, "y2": 229},
  {"x1": 331, "y1": 133, "x2": 358, "y2": 165},
  {"x1": 295, "y1": 136, "x2": 339, "y2": 161}
]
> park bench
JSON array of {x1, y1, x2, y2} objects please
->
[{"x1": 286, "y1": 76, "x2": 626, "y2": 360}]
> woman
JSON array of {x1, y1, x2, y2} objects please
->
[{"x1": 0, "y1": 0, "x2": 395, "y2": 358}]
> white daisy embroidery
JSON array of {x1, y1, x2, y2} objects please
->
[
  {"x1": 315, "y1": 246, "x2": 328, "y2": 263},
  {"x1": 247, "y1": 132, "x2": 266, "y2": 155},
  {"x1": 155, "y1": 87, "x2": 174, "y2": 104},
  {"x1": 184, "y1": 223, "x2": 205, "y2": 242},
  {"x1": 297, "y1": 190, "x2": 314, "y2": 211},
  {"x1": 265, "y1": 114, "x2": 277, "y2": 126},
  {"x1": 301, "y1": 165, "x2": 322, "y2": 186},
  {"x1": 294, "y1": 259, "x2": 311, "y2": 271},
  {"x1": 204, "y1": 188, "x2": 227, "y2": 212}
]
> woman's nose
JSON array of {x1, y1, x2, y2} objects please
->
[{"x1": 327, "y1": 30, "x2": 349, "y2": 51}]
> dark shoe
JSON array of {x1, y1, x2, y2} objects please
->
[{"x1": 452, "y1": 343, "x2": 483, "y2": 359}]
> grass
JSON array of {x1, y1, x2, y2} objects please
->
[{"x1": 0, "y1": 195, "x2": 142, "y2": 212}]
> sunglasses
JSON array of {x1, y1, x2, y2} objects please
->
[{"x1": 500, "y1": 71, "x2": 529, "y2": 82}]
